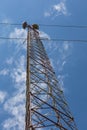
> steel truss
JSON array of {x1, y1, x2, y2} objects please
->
[{"x1": 25, "y1": 24, "x2": 78, "y2": 130}]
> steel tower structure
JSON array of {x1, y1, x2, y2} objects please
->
[{"x1": 23, "y1": 22, "x2": 78, "y2": 130}]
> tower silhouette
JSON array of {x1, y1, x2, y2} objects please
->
[{"x1": 23, "y1": 22, "x2": 78, "y2": 130}]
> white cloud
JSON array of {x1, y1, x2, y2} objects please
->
[
  {"x1": 3, "y1": 94, "x2": 25, "y2": 130},
  {"x1": 44, "y1": 12, "x2": 51, "y2": 17},
  {"x1": 3, "y1": 113, "x2": 25, "y2": 130},
  {"x1": 9, "y1": 28, "x2": 27, "y2": 50},
  {"x1": 6, "y1": 57, "x2": 13, "y2": 65},
  {"x1": 10, "y1": 28, "x2": 27, "y2": 39},
  {"x1": 59, "y1": 41, "x2": 72, "y2": 60},
  {"x1": 0, "y1": 91, "x2": 7, "y2": 103},
  {"x1": 39, "y1": 31, "x2": 50, "y2": 40},
  {"x1": 44, "y1": 0, "x2": 70, "y2": 17},
  {"x1": 63, "y1": 41, "x2": 70, "y2": 50},
  {"x1": 11, "y1": 55, "x2": 26, "y2": 85},
  {"x1": 58, "y1": 74, "x2": 66, "y2": 92},
  {"x1": 53, "y1": 1, "x2": 68, "y2": 16},
  {"x1": 0, "y1": 25, "x2": 27, "y2": 130},
  {"x1": 3, "y1": 55, "x2": 26, "y2": 130},
  {"x1": 0, "y1": 69, "x2": 9, "y2": 76}
]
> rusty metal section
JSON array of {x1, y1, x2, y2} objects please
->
[{"x1": 25, "y1": 25, "x2": 78, "y2": 130}]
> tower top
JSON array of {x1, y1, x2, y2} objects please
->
[{"x1": 22, "y1": 21, "x2": 39, "y2": 30}]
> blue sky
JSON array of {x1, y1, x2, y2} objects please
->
[{"x1": 0, "y1": 0, "x2": 87, "y2": 130}]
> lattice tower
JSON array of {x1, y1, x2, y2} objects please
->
[{"x1": 23, "y1": 22, "x2": 78, "y2": 130}]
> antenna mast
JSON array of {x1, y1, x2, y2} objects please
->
[{"x1": 23, "y1": 22, "x2": 78, "y2": 130}]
